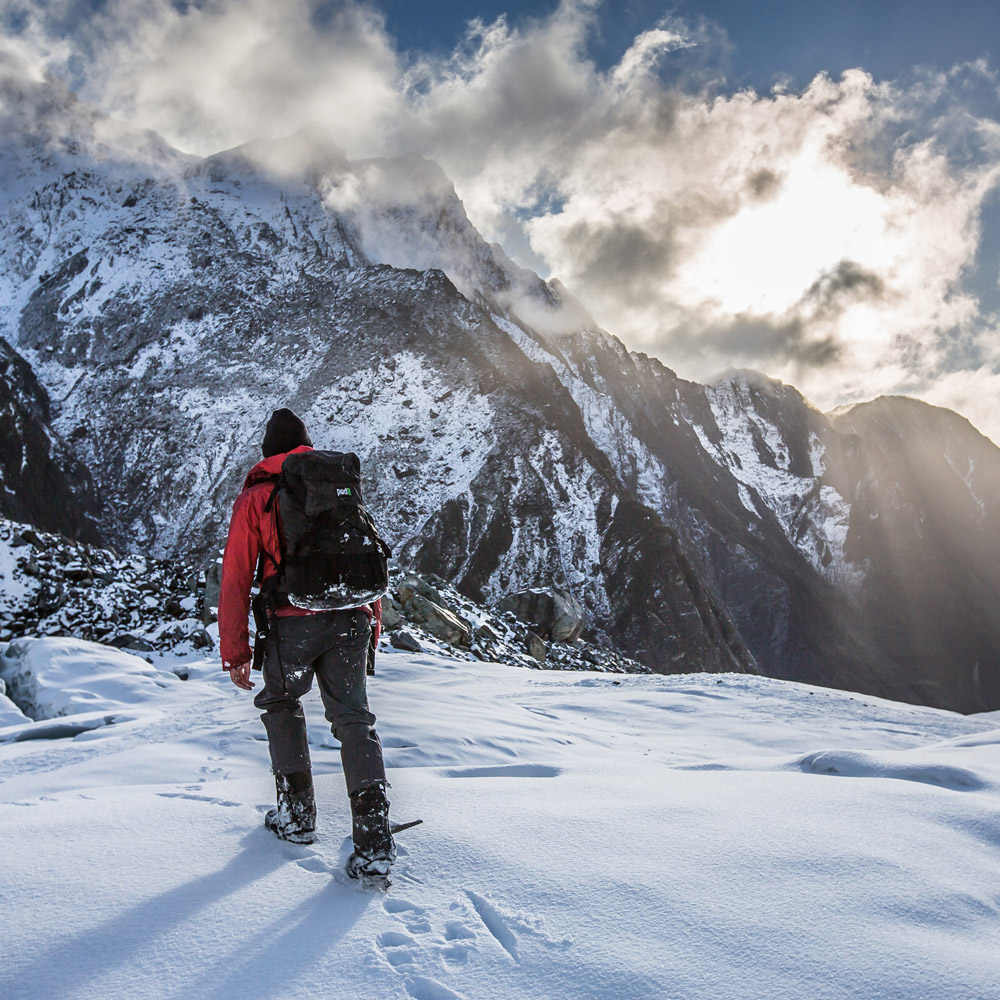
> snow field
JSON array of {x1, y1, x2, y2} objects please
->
[{"x1": 1, "y1": 641, "x2": 999, "y2": 999}]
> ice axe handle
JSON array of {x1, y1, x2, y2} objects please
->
[{"x1": 389, "y1": 819, "x2": 423, "y2": 835}]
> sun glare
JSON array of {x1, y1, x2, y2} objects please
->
[{"x1": 674, "y1": 143, "x2": 889, "y2": 317}]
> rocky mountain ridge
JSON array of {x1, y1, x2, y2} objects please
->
[
  {"x1": 0, "y1": 515, "x2": 645, "y2": 680},
  {"x1": 0, "y1": 67, "x2": 998, "y2": 711}
]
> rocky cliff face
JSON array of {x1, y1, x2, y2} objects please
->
[
  {"x1": 1, "y1": 70, "x2": 998, "y2": 709},
  {"x1": 0, "y1": 335, "x2": 100, "y2": 542}
]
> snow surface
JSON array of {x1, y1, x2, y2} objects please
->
[
  {"x1": 2, "y1": 641, "x2": 999, "y2": 999},
  {"x1": 0, "y1": 637, "x2": 199, "y2": 722},
  {"x1": 0, "y1": 675, "x2": 28, "y2": 726}
]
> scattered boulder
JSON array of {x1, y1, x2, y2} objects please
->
[
  {"x1": 397, "y1": 574, "x2": 444, "y2": 606},
  {"x1": 34, "y1": 583, "x2": 66, "y2": 615},
  {"x1": 394, "y1": 574, "x2": 471, "y2": 647},
  {"x1": 16, "y1": 528, "x2": 44, "y2": 548},
  {"x1": 150, "y1": 620, "x2": 214, "y2": 650},
  {"x1": 525, "y1": 631, "x2": 547, "y2": 662},
  {"x1": 380, "y1": 596, "x2": 404, "y2": 630},
  {"x1": 384, "y1": 569, "x2": 646, "y2": 674},
  {"x1": 0, "y1": 517, "x2": 647, "y2": 676},
  {"x1": 0, "y1": 636, "x2": 185, "y2": 720},
  {"x1": 109, "y1": 634, "x2": 155, "y2": 652},
  {"x1": 475, "y1": 622, "x2": 502, "y2": 643},
  {"x1": 0, "y1": 519, "x2": 202, "y2": 655},
  {"x1": 202, "y1": 553, "x2": 223, "y2": 624},
  {"x1": 391, "y1": 629, "x2": 423, "y2": 653},
  {"x1": 497, "y1": 588, "x2": 585, "y2": 643},
  {"x1": 404, "y1": 594, "x2": 472, "y2": 646}
]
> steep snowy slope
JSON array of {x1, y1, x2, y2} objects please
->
[
  {"x1": 1, "y1": 65, "x2": 998, "y2": 708},
  {"x1": 532, "y1": 331, "x2": 1000, "y2": 711},
  {"x1": 0, "y1": 73, "x2": 755, "y2": 676}
]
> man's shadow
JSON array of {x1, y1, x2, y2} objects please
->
[{"x1": 5, "y1": 828, "x2": 374, "y2": 999}]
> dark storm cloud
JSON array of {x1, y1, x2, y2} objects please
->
[
  {"x1": 670, "y1": 313, "x2": 843, "y2": 370},
  {"x1": 748, "y1": 168, "x2": 781, "y2": 198},
  {"x1": 557, "y1": 215, "x2": 677, "y2": 300},
  {"x1": 804, "y1": 260, "x2": 885, "y2": 316}
]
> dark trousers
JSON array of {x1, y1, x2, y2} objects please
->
[{"x1": 253, "y1": 608, "x2": 387, "y2": 795}]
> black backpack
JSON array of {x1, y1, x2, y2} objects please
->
[{"x1": 259, "y1": 450, "x2": 392, "y2": 611}]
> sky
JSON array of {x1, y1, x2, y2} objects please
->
[{"x1": 3, "y1": 0, "x2": 1000, "y2": 441}]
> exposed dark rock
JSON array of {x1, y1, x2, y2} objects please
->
[
  {"x1": 390, "y1": 629, "x2": 423, "y2": 653},
  {"x1": 0, "y1": 517, "x2": 204, "y2": 652},
  {"x1": 153, "y1": 621, "x2": 213, "y2": 649},
  {"x1": 202, "y1": 554, "x2": 222, "y2": 624},
  {"x1": 380, "y1": 596, "x2": 403, "y2": 630},
  {"x1": 386, "y1": 569, "x2": 648, "y2": 674},
  {"x1": 402, "y1": 594, "x2": 472, "y2": 647},
  {"x1": 600, "y1": 499, "x2": 758, "y2": 674},
  {"x1": 397, "y1": 575, "x2": 444, "y2": 607},
  {"x1": 0, "y1": 337, "x2": 101, "y2": 543},
  {"x1": 825, "y1": 398, "x2": 1000, "y2": 712},
  {"x1": 2, "y1": 85, "x2": 998, "y2": 709},
  {"x1": 109, "y1": 634, "x2": 154, "y2": 652},
  {"x1": 525, "y1": 632, "x2": 547, "y2": 662},
  {"x1": 498, "y1": 589, "x2": 585, "y2": 643}
]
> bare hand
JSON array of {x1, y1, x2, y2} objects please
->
[{"x1": 227, "y1": 661, "x2": 255, "y2": 691}]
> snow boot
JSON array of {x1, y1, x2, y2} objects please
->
[
  {"x1": 264, "y1": 770, "x2": 316, "y2": 844},
  {"x1": 346, "y1": 782, "x2": 396, "y2": 879}
]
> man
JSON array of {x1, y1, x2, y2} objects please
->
[{"x1": 218, "y1": 407, "x2": 395, "y2": 880}]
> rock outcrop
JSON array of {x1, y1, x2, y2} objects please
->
[{"x1": 498, "y1": 589, "x2": 585, "y2": 643}]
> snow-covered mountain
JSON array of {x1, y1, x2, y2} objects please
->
[{"x1": 1, "y1": 63, "x2": 998, "y2": 710}]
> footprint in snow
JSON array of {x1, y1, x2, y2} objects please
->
[
  {"x1": 384, "y1": 897, "x2": 433, "y2": 934},
  {"x1": 294, "y1": 854, "x2": 341, "y2": 877},
  {"x1": 287, "y1": 834, "x2": 415, "y2": 887},
  {"x1": 404, "y1": 976, "x2": 466, "y2": 1000},
  {"x1": 377, "y1": 897, "x2": 476, "y2": 993},
  {"x1": 375, "y1": 930, "x2": 420, "y2": 968},
  {"x1": 440, "y1": 921, "x2": 477, "y2": 965},
  {"x1": 443, "y1": 764, "x2": 561, "y2": 779},
  {"x1": 383, "y1": 897, "x2": 424, "y2": 915},
  {"x1": 156, "y1": 791, "x2": 241, "y2": 807}
]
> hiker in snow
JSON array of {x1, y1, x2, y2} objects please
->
[{"x1": 218, "y1": 407, "x2": 396, "y2": 881}]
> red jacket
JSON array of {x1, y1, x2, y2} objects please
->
[{"x1": 218, "y1": 446, "x2": 382, "y2": 669}]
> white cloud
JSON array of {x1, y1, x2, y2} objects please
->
[
  {"x1": 2, "y1": 0, "x2": 404, "y2": 156},
  {"x1": 5, "y1": 0, "x2": 1000, "y2": 442}
]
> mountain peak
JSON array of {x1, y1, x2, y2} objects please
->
[
  {"x1": 197, "y1": 123, "x2": 348, "y2": 183},
  {"x1": 830, "y1": 394, "x2": 995, "y2": 445}
]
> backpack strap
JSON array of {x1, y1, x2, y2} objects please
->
[{"x1": 263, "y1": 479, "x2": 281, "y2": 513}]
